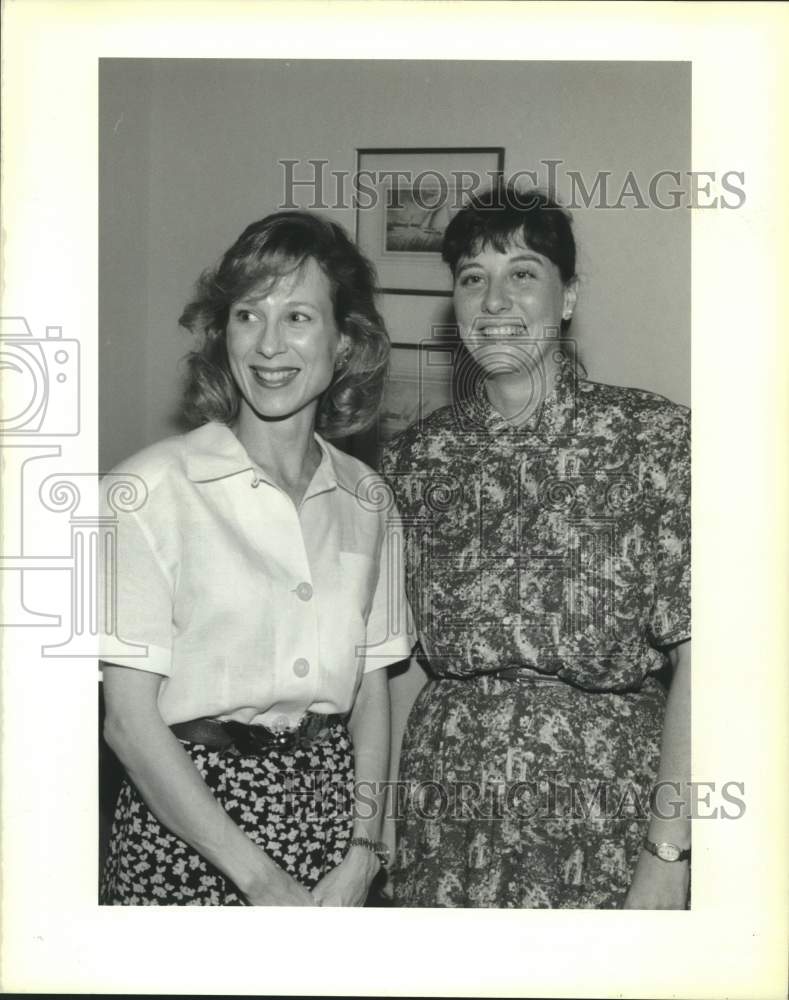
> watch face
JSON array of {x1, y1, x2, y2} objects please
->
[{"x1": 656, "y1": 843, "x2": 681, "y2": 862}]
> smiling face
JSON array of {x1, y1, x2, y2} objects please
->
[
  {"x1": 226, "y1": 257, "x2": 348, "y2": 428},
  {"x1": 453, "y1": 236, "x2": 577, "y2": 377}
]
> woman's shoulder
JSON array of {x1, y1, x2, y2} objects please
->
[
  {"x1": 579, "y1": 378, "x2": 690, "y2": 433},
  {"x1": 104, "y1": 424, "x2": 213, "y2": 489},
  {"x1": 380, "y1": 403, "x2": 458, "y2": 468}
]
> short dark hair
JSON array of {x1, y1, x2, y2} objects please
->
[
  {"x1": 179, "y1": 211, "x2": 389, "y2": 438},
  {"x1": 442, "y1": 182, "x2": 577, "y2": 285}
]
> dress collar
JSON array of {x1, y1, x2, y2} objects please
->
[{"x1": 184, "y1": 420, "x2": 338, "y2": 496}]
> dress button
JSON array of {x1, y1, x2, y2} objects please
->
[
  {"x1": 506, "y1": 557, "x2": 515, "y2": 568},
  {"x1": 502, "y1": 616, "x2": 513, "y2": 626},
  {"x1": 293, "y1": 658, "x2": 310, "y2": 678},
  {"x1": 295, "y1": 581, "x2": 313, "y2": 601}
]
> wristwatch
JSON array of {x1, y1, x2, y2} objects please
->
[
  {"x1": 349, "y1": 837, "x2": 391, "y2": 867},
  {"x1": 643, "y1": 837, "x2": 691, "y2": 862}
]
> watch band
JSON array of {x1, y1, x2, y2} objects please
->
[
  {"x1": 348, "y1": 837, "x2": 390, "y2": 867},
  {"x1": 643, "y1": 837, "x2": 691, "y2": 862}
]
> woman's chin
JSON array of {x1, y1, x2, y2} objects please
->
[{"x1": 241, "y1": 393, "x2": 316, "y2": 425}]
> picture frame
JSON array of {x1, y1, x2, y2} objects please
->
[
  {"x1": 355, "y1": 147, "x2": 505, "y2": 294},
  {"x1": 379, "y1": 291, "x2": 454, "y2": 346}
]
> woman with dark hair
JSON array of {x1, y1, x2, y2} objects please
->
[
  {"x1": 381, "y1": 185, "x2": 691, "y2": 909},
  {"x1": 100, "y1": 210, "x2": 414, "y2": 905}
]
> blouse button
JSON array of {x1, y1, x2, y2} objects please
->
[
  {"x1": 295, "y1": 581, "x2": 313, "y2": 602},
  {"x1": 293, "y1": 658, "x2": 310, "y2": 677},
  {"x1": 502, "y1": 616, "x2": 513, "y2": 626},
  {"x1": 505, "y1": 557, "x2": 515, "y2": 568}
]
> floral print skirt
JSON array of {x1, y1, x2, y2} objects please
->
[
  {"x1": 100, "y1": 718, "x2": 354, "y2": 905},
  {"x1": 392, "y1": 672, "x2": 667, "y2": 908}
]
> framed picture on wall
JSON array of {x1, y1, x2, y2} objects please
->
[
  {"x1": 379, "y1": 291, "x2": 454, "y2": 346},
  {"x1": 355, "y1": 147, "x2": 505, "y2": 295}
]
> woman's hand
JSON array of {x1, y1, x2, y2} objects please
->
[
  {"x1": 313, "y1": 665, "x2": 389, "y2": 906},
  {"x1": 244, "y1": 862, "x2": 316, "y2": 907},
  {"x1": 623, "y1": 640, "x2": 691, "y2": 910},
  {"x1": 623, "y1": 849, "x2": 689, "y2": 909},
  {"x1": 311, "y1": 846, "x2": 379, "y2": 907}
]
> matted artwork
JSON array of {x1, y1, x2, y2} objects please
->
[{"x1": 355, "y1": 147, "x2": 505, "y2": 294}]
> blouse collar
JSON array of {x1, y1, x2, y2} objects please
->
[
  {"x1": 457, "y1": 356, "x2": 579, "y2": 438},
  {"x1": 184, "y1": 420, "x2": 339, "y2": 497}
]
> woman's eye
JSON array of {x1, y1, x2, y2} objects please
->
[
  {"x1": 458, "y1": 273, "x2": 483, "y2": 288},
  {"x1": 288, "y1": 311, "x2": 311, "y2": 323},
  {"x1": 513, "y1": 269, "x2": 537, "y2": 281},
  {"x1": 234, "y1": 308, "x2": 256, "y2": 323}
]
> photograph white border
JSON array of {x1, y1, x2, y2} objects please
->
[{"x1": 2, "y1": 2, "x2": 787, "y2": 997}]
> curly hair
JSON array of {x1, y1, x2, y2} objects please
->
[{"x1": 179, "y1": 211, "x2": 390, "y2": 439}]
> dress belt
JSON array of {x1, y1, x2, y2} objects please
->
[
  {"x1": 439, "y1": 666, "x2": 565, "y2": 685},
  {"x1": 170, "y1": 713, "x2": 345, "y2": 756}
]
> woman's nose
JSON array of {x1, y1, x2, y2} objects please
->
[
  {"x1": 255, "y1": 319, "x2": 286, "y2": 357},
  {"x1": 481, "y1": 276, "x2": 511, "y2": 314}
]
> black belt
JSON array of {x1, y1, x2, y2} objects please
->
[{"x1": 170, "y1": 713, "x2": 345, "y2": 756}]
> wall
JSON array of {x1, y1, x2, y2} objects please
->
[
  {"x1": 99, "y1": 59, "x2": 690, "y2": 815},
  {"x1": 100, "y1": 59, "x2": 690, "y2": 471}
]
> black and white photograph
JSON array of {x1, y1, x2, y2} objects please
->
[
  {"x1": 96, "y1": 55, "x2": 693, "y2": 914},
  {"x1": 1, "y1": 2, "x2": 787, "y2": 997}
]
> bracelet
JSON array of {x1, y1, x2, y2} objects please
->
[{"x1": 348, "y1": 837, "x2": 390, "y2": 867}]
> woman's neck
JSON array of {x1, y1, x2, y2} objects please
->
[
  {"x1": 233, "y1": 406, "x2": 322, "y2": 505},
  {"x1": 484, "y1": 348, "x2": 561, "y2": 426}
]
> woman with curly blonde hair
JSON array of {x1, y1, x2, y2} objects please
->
[{"x1": 100, "y1": 210, "x2": 414, "y2": 906}]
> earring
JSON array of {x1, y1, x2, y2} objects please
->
[{"x1": 335, "y1": 350, "x2": 349, "y2": 370}]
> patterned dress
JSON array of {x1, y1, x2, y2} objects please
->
[{"x1": 380, "y1": 360, "x2": 690, "y2": 908}]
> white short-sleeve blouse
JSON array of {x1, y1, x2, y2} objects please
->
[{"x1": 99, "y1": 421, "x2": 415, "y2": 728}]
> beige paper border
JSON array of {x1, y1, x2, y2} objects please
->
[{"x1": 1, "y1": 1, "x2": 787, "y2": 996}]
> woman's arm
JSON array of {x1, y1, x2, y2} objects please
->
[
  {"x1": 102, "y1": 664, "x2": 315, "y2": 906},
  {"x1": 624, "y1": 639, "x2": 691, "y2": 909},
  {"x1": 311, "y1": 666, "x2": 390, "y2": 906}
]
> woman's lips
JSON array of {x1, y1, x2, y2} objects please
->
[
  {"x1": 473, "y1": 321, "x2": 528, "y2": 338},
  {"x1": 250, "y1": 365, "x2": 300, "y2": 388}
]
